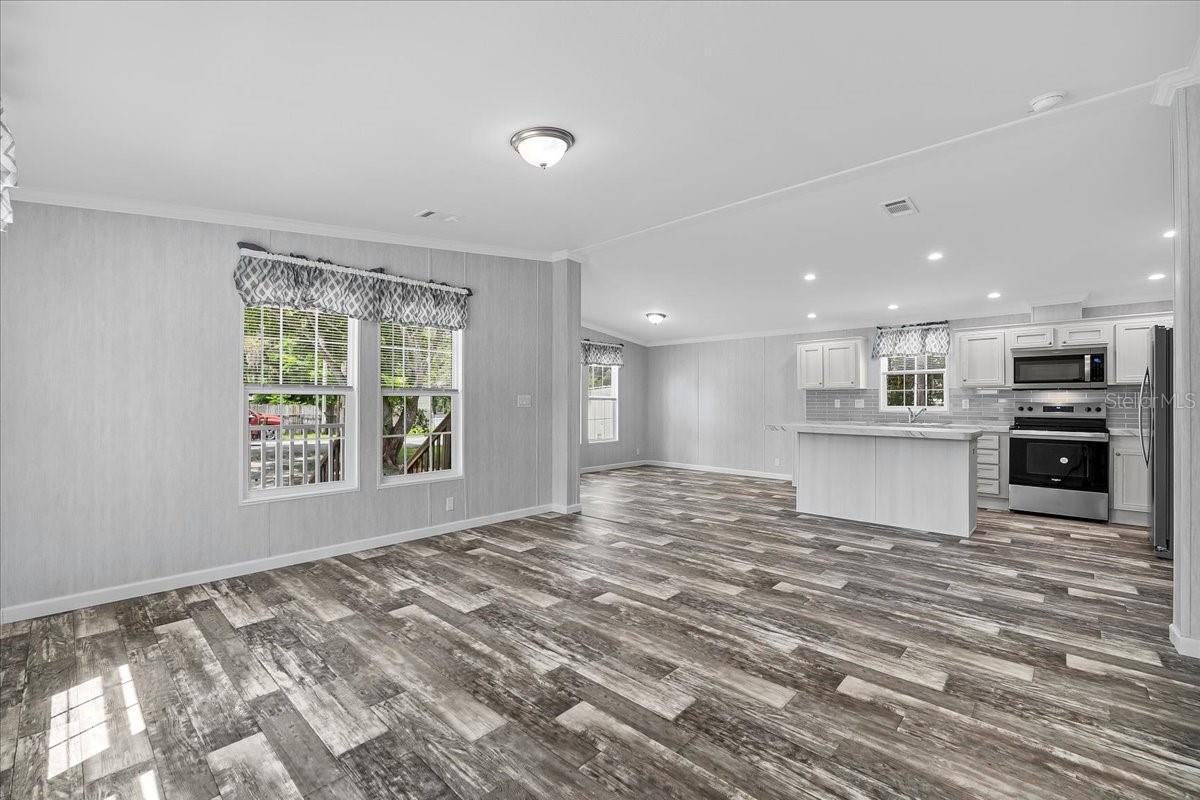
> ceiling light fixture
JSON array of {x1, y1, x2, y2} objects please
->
[
  {"x1": 803, "y1": 273, "x2": 816, "y2": 281},
  {"x1": 807, "y1": 313, "x2": 817, "y2": 319},
  {"x1": 1028, "y1": 91, "x2": 1066, "y2": 113},
  {"x1": 887, "y1": 304, "x2": 899, "y2": 310},
  {"x1": 1148, "y1": 273, "x2": 1167, "y2": 281},
  {"x1": 987, "y1": 291, "x2": 1001, "y2": 299},
  {"x1": 645, "y1": 312, "x2": 668, "y2": 324},
  {"x1": 510, "y1": 127, "x2": 575, "y2": 169},
  {"x1": 927, "y1": 251, "x2": 944, "y2": 262},
  {"x1": 1164, "y1": 229, "x2": 1177, "y2": 238}
]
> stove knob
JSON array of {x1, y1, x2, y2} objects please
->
[{"x1": 1018, "y1": 406, "x2": 1026, "y2": 412}]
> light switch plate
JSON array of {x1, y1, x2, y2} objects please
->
[
  {"x1": 516, "y1": 394, "x2": 532, "y2": 407},
  {"x1": 445, "y1": 496, "x2": 455, "y2": 511},
  {"x1": 961, "y1": 398, "x2": 970, "y2": 409},
  {"x1": 854, "y1": 398, "x2": 865, "y2": 408}
]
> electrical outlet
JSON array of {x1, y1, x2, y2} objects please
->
[
  {"x1": 834, "y1": 399, "x2": 841, "y2": 408},
  {"x1": 635, "y1": 448, "x2": 640, "y2": 456},
  {"x1": 445, "y1": 496, "x2": 455, "y2": 512},
  {"x1": 515, "y1": 394, "x2": 532, "y2": 407},
  {"x1": 854, "y1": 398, "x2": 865, "y2": 409},
  {"x1": 961, "y1": 398, "x2": 970, "y2": 409},
  {"x1": 774, "y1": 458, "x2": 782, "y2": 467}
]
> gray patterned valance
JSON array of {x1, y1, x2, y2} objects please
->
[
  {"x1": 871, "y1": 321, "x2": 950, "y2": 358},
  {"x1": 581, "y1": 339, "x2": 624, "y2": 366},
  {"x1": 234, "y1": 248, "x2": 470, "y2": 329}
]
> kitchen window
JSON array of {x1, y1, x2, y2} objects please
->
[
  {"x1": 585, "y1": 364, "x2": 619, "y2": 443},
  {"x1": 242, "y1": 305, "x2": 356, "y2": 500},
  {"x1": 380, "y1": 323, "x2": 461, "y2": 483},
  {"x1": 880, "y1": 354, "x2": 946, "y2": 410}
]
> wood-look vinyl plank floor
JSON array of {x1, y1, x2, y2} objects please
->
[{"x1": 2, "y1": 466, "x2": 1198, "y2": 799}]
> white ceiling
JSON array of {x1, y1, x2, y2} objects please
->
[{"x1": 2, "y1": 1, "x2": 1195, "y2": 343}]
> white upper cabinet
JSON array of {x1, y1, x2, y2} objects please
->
[
  {"x1": 1006, "y1": 326, "x2": 1056, "y2": 350},
  {"x1": 955, "y1": 331, "x2": 1006, "y2": 387},
  {"x1": 797, "y1": 343, "x2": 825, "y2": 389},
  {"x1": 1058, "y1": 322, "x2": 1113, "y2": 349},
  {"x1": 1112, "y1": 317, "x2": 1172, "y2": 385},
  {"x1": 824, "y1": 340, "x2": 862, "y2": 389},
  {"x1": 797, "y1": 338, "x2": 865, "y2": 390}
]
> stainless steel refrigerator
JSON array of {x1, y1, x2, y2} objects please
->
[{"x1": 1139, "y1": 325, "x2": 1173, "y2": 558}]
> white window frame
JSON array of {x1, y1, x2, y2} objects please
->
[
  {"x1": 584, "y1": 363, "x2": 620, "y2": 444},
  {"x1": 879, "y1": 353, "x2": 948, "y2": 413},
  {"x1": 240, "y1": 313, "x2": 359, "y2": 505},
  {"x1": 379, "y1": 328, "x2": 463, "y2": 487}
]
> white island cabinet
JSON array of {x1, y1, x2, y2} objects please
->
[{"x1": 768, "y1": 422, "x2": 982, "y2": 538}]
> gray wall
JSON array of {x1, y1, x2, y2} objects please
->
[
  {"x1": 0, "y1": 202, "x2": 573, "y2": 612},
  {"x1": 646, "y1": 305, "x2": 1172, "y2": 477},
  {"x1": 579, "y1": 327, "x2": 648, "y2": 469}
]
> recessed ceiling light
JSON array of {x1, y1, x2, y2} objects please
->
[
  {"x1": 927, "y1": 252, "x2": 944, "y2": 262},
  {"x1": 887, "y1": 304, "x2": 899, "y2": 310},
  {"x1": 1148, "y1": 273, "x2": 1167, "y2": 281},
  {"x1": 806, "y1": 312, "x2": 817, "y2": 319},
  {"x1": 510, "y1": 127, "x2": 575, "y2": 169},
  {"x1": 987, "y1": 291, "x2": 1001, "y2": 299},
  {"x1": 803, "y1": 273, "x2": 816, "y2": 281},
  {"x1": 645, "y1": 312, "x2": 668, "y2": 324},
  {"x1": 1163, "y1": 229, "x2": 1177, "y2": 238}
]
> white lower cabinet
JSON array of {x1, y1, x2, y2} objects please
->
[
  {"x1": 1111, "y1": 437, "x2": 1150, "y2": 513},
  {"x1": 974, "y1": 432, "x2": 1008, "y2": 499}
]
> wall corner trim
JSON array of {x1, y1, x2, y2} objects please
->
[
  {"x1": 1153, "y1": 40, "x2": 1200, "y2": 107},
  {"x1": 1170, "y1": 623, "x2": 1200, "y2": 659},
  {"x1": 0, "y1": 503, "x2": 559, "y2": 623}
]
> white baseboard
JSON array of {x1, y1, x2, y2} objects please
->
[
  {"x1": 644, "y1": 460, "x2": 792, "y2": 482},
  {"x1": 550, "y1": 503, "x2": 583, "y2": 514},
  {"x1": 1170, "y1": 623, "x2": 1200, "y2": 659},
  {"x1": 579, "y1": 460, "x2": 649, "y2": 474},
  {"x1": 0, "y1": 503, "x2": 556, "y2": 623}
]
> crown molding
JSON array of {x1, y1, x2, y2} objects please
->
[
  {"x1": 1152, "y1": 38, "x2": 1200, "y2": 107},
  {"x1": 580, "y1": 320, "x2": 648, "y2": 347},
  {"x1": 13, "y1": 189, "x2": 557, "y2": 262}
]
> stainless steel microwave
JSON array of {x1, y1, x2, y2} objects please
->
[{"x1": 1011, "y1": 349, "x2": 1107, "y2": 389}]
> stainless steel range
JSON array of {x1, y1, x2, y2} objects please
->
[{"x1": 1009, "y1": 402, "x2": 1109, "y2": 522}]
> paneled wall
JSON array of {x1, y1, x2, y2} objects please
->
[
  {"x1": 579, "y1": 327, "x2": 648, "y2": 469},
  {"x1": 0, "y1": 202, "x2": 572, "y2": 614}
]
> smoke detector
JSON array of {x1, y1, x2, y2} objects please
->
[
  {"x1": 1028, "y1": 91, "x2": 1066, "y2": 114},
  {"x1": 882, "y1": 197, "x2": 919, "y2": 217}
]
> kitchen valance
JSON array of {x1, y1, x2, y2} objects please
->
[
  {"x1": 233, "y1": 246, "x2": 471, "y2": 330},
  {"x1": 871, "y1": 321, "x2": 950, "y2": 358},
  {"x1": 581, "y1": 339, "x2": 624, "y2": 366}
]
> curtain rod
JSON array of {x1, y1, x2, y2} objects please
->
[
  {"x1": 581, "y1": 338, "x2": 624, "y2": 347},
  {"x1": 238, "y1": 244, "x2": 473, "y2": 296},
  {"x1": 876, "y1": 320, "x2": 948, "y2": 330}
]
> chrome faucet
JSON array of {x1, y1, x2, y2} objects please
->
[{"x1": 906, "y1": 407, "x2": 927, "y2": 423}]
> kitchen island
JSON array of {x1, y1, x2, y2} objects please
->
[{"x1": 768, "y1": 422, "x2": 983, "y2": 538}]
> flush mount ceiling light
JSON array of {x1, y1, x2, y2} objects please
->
[
  {"x1": 887, "y1": 304, "x2": 899, "y2": 310},
  {"x1": 927, "y1": 251, "x2": 944, "y2": 262},
  {"x1": 510, "y1": 127, "x2": 575, "y2": 169},
  {"x1": 803, "y1": 273, "x2": 816, "y2": 281},
  {"x1": 1028, "y1": 91, "x2": 1066, "y2": 113},
  {"x1": 1164, "y1": 229, "x2": 1177, "y2": 238},
  {"x1": 645, "y1": 312, "x2": 668, "y2": 324},
  {"x1": 1148, "y1": 272, "x2": 1167, "y2": 281},
  {"x1": 987, "y1": 291, "x2": 1002, "y2": 299},
  {"x1": 807, "y1": 312, "x2": 817, "y2": 319}
]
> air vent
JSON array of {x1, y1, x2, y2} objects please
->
[
  {"x1": 414, "y1": 209, "x2": 437, "y2": 219},
  {"x1": 882, "y1": 197, "x2": 919, "y2": 217}
]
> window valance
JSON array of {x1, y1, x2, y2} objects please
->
[
  {"x1": 871, "y1": 321, "x2": 950, "y2": 358},
  {"x1": 234, "y1": 246, "x2": 471, "y2": 330},
  {"x1": 581, "y1": 339, "x2": 624, "y2": 366}
]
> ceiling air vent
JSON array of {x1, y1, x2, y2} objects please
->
[
  {"x1": 882, "y1": 197, "x2": 919, "y2": 217},
  {"x1": 414, "y1": 209, "x2": 437, "y2": 219}
]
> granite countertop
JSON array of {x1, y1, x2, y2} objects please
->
[
  {"x1": 768, "y1": 422, "x2": 983, "y2": 441},
  {"x1": 1109, "y1": 427, "x2": 1140, "y2": 438}
]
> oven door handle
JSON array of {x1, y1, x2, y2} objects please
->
[{"x1": 1010, "y1": 430, "x2": 1109, "y2": 442}]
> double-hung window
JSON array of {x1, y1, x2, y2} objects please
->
[
  {"x1": 380, "y1": 324, "x2": 460, "y2": 483},
  {"x1": 881, "y1": 354, "x2": 946, "y2": 411},
  {"x1": 585, "y1": 364, "x2": 619, "y2": 443},
  {"x1": 242, "y1": 305, "x2": 356, "y2": 499}
]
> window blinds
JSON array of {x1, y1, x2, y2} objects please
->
[{"x1": 243, "y1": 305, "x2": 350, "y2": 386}]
